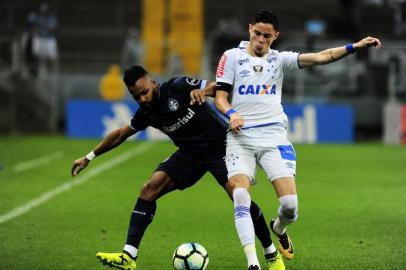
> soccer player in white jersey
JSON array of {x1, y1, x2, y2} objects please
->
[{"x1": 215, "y1": 9, "x2": 381, "y2": 270}]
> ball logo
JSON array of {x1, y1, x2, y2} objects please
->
[
  {"x1": 216, "y1": 54, "x2": 227, "y2": 78},
  {"x1": 168, "y1": 98, "x2": 179, "y2": 111},
  {"x1": 186, "y1": 78, "x2": 200, "y2": 86}
]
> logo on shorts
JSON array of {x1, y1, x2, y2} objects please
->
[
  {"x1": 186, "y1": 78, "x2": 200, "y2": 86},
  {"x1": 168, "y1": 98, "x2": 179, "y2": 111}
]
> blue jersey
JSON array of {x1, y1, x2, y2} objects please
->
[{"x1": 130, "y1": 77, "x2": 227, "y2": 151}]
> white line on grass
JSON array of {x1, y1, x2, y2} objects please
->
[
  {"x1": 13, "y1": 151, "x2": 64, "y2": 173},
  {"x1": 0, "y1": 143, "x2": 153, "y2": 225}
]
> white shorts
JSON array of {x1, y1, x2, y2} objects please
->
[
  {"x1": 33, "y1": 36, "x2": 58, "y2": 60},
  {"x1": 225, "y1": 123, "x2": 296, "y2": 183}
]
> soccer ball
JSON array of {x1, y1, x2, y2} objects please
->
[{"x1": 172, "y1": 242, "x2": 209, "y2": 270}]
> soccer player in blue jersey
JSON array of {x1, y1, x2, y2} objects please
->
[
  {"x1": 71, "y1": 66, "x2": 277, "y2": 270},
  {"x1": 215, "y1": 9, "x2": 381, "y2": 270}
]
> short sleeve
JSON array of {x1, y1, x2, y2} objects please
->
[
  {"x1": 280, "y1": 51, "x2": 301, "y2": 71},
  {"x1": 216, "y1": 49, "x2": 236, "y2": 85},
  {"x1": 129, "y1": 109, "x2": 150, "y2": 131},
  {"x1": 171, "y1": 77, "x2": 206, "y2": 94}
]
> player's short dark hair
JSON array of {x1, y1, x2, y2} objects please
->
[
  {"x1": 123, "y1": 65, "x2": 149, "y2": 88},
  {"x1": 252, "y1": 9, "x2": 279, "y2": 31}
]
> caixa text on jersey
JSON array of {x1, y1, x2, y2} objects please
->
[{"x1": 238, "y1": 84, "x2": 277, "y2": 95}]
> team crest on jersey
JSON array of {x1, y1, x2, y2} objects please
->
[
  {"x1": 253, "y1": 65, "x2": 263, "y2": 73},
  {"x1": 186, "y1": 78, "x2": 200, "y2": 86},
  {"x1": 168, "y1": 98, "x2": 179, "y2": 111}
]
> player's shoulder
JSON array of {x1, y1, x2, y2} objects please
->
[
  {"x1": 221, "y1": 41, "x2": 247, "y2": 57},
  {"x1": 275, "y1": 49, "x2": 300, "y2": 57},
  {"x1": 163, "y1": 77, "x2": 202, "y2": 96},
  {"x1": 170, "y1": 76, "x2": 201, "y2": 87}
]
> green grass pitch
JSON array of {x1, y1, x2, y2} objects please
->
[{"x1": 0, "y1": 136, "x2": 405, "y2": 269}]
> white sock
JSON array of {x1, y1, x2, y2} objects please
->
[
  {"x1": 264, "y1": 244, "x2": 277, "y2": 255},
  {"x1": 274, "y1": 194, "x2": 298, "y2": 235},
  {"x1": 244, "y1": 244, "x2": 260, "y2": 268},
  {"x1": 273, "y1": 217, "x2": 286, "y2": 235},
  {"x1": 123, "y1": 244, "x2": 138, "y2": 259},
  {"x1": 233, "y1": 188, "x2": 255, "y2": 246},
  {"x1": 233, "y1": 188, "x2": 258, "y2": 267}
]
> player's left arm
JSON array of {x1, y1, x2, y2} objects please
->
[
  {"x1": 298, "y1": 36, "x2": 381, "y2": 68},
  {"x1": 190, "y1": 80, "x2": 218, "y2": 105}
]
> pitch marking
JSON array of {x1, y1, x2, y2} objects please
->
[{"x1": 0, "y1": 143, "x2": 153, "y2": 225}]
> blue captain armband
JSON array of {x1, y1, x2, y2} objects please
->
[{"x1": 225, "y1": 108, "x2": 237, "y2": 118}]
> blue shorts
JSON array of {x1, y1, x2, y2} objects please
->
[{"x1": 155, "y1": 145, "x2": 228, "y2": 190}]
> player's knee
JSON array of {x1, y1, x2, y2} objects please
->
[
  {"x1": 279, "y1": 194, "x2": 298, "y2": 221},
  {"x1": 233, "y1": 187, "x2": 251, "y2": 207},
  {"x1": 139, "y1": 182, "x2": 159, "y2": 201}
]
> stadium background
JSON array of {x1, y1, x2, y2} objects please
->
[{"x1": 0, "y1": 0, "x2": 405, "y2": 269}]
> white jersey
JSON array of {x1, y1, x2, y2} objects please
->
[{"x1": 216, "y1": 41, "x2": 301, "y2": 128}]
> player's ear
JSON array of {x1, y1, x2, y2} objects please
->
[
  {"x1": 274, "y1": 31, "x2": 280, "y2": 40},
  {"x1": 248, "y1": 24, "x2": 253, "y2": 32}
]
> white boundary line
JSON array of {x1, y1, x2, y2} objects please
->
[
  {"x1": 13, "y1": 151, "x2": 64, "y2": 173},
  {"x1": 0, "y1": 143, "x2": 153, "y2": 225}
]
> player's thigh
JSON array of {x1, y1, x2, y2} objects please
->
[
  {"x1": 155, "y1": 150, "x2": 206, "y2": 190},
  {"x1": 258, "y1": 144, "x2": 297, "y2": 184},
  {"x1": 272, "y1": 177, "x2": 297, "y2": 198},
  {"x1": 225, "y1": 141, "x2": 257, "y2": 183},
  {"x1": 140, "y1": 171, "x2": 175, "y2": 200}
]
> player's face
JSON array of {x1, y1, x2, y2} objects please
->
[
  {"x1": 248, "y1": 23, "x2": 279, "y2": 56},
  {"x1": 130, "y1": 76, "x2": 158, "y2": 108}
]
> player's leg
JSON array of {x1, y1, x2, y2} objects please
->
[
  {"x1": 206, "y1": 146, "x2": 275, "y2": 248},
  {"x1": 208, "y1": 156, "x2": 277, "y2": 262},
  {"x1": 229, "y1": 174, "x2": 261, "y2": 269},
  {"x1": 97, "y1": 150, "x2": 202, "y2": 270},
  {"x1": 224, "y1": 138, "x2": 263, "y2": 269},
  {"x1": 97, "y1": 171, "x2": 174, "y2": 270},
  {"x1": 123, "y1": 150, "x2": 205, "y2": 260},
  {"x1": 258, "y1": 145, "x2": 298, "y2": 260},
  {"x1": 124, "y1": 171, "x2": 175, "y2": 258},
  {"x1": 270, "y1": 177, "x2": 297, "y2": 260}
]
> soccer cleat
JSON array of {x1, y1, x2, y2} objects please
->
[
  {"x1": 96, "y1": 251, "x2": 136, "y2": 270},
  {"x1": 248, "y1": 265, "x2": 260, "y2": 270},
  {"x1": 270, "y1": 219, "x2": 294, "y2": 260},
  {"x1": 265, "y1": 252, "x2": 285, "y2": 270}
]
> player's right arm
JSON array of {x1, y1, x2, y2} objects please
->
[
  {"x1": 214, "y1": 51, "x2": 244, "y2": 133},
  {"x1": 71, "y1": 125, "x2": 136, "y2": 176}
]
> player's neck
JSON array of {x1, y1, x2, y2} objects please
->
[{"x1": 246, "y1": 44, "x2": 268, "y2": 58}]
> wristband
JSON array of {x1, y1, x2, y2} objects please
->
[
  {"x1": 85, "y1": 151, "x2": 96, "y2": 161},
  {"x1": 345, "y1": 44, "x2": 354, "y2": 54},
  {"x1": 225, "y1": 108, "x2": 237, "y2": 118}
]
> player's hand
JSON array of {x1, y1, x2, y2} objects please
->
[
  {"x1": 229, "y1": 112, "x2": 244, "y2": 134},
  {"x1": 190, "y1": 89, "x2": 206, "y2": 105},
  {"x1": 354, "y1": 36, "x2": 382, "y2": 50},
  {"x1": 71, "y1": 157, "x2": 90, "y2": 176}
]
